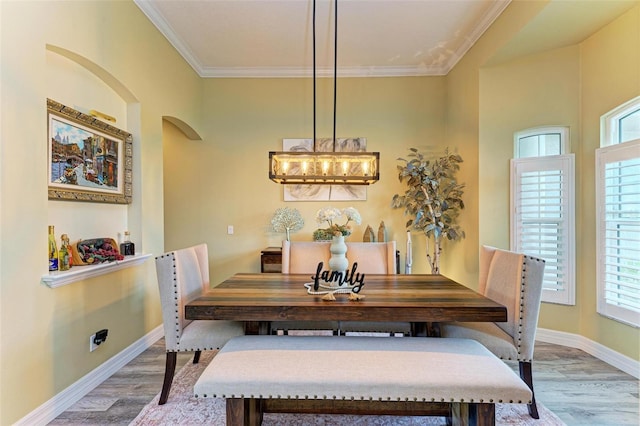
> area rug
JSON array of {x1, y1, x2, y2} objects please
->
[{"x1": 130, "y1": 351, "x2": 566, "y2": 425}]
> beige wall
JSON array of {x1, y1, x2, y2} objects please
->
[
  {"x1": 578, "y1": 4, "x2": 640, "y2": 356},
  {"x1": 164, "y1": 77, "x2": 447, "y2": 284},
  {"x1": 442, "y1": 0, "x2": 552, "y2": 287},
  {"x1": 0, "y1": 1, "x2": 201, "y2": 423},
  {"x1": 478, "y1": 44, "x2": 582, "y2": 332},
  {"x1": 2, "y1": 0, "x2": 639, "y2": 423},
  {"x1": 471, "y1": 4, "x2": 640, "y2": 359}
]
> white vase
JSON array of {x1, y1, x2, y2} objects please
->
[{"x1": 329, "y1": 235, "x2": 349, "y2": 272}]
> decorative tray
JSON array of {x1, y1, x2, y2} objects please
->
[{"x1": 72, "y1": 238, "x2": 123, "y2": 265}]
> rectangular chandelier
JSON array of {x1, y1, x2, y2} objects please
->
[{"x1": 269, "y1": 151, "x2": 379, "y2": 185}]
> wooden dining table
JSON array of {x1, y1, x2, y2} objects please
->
[{"x1": 185, "y1": 273, "x2": 507, "y2": 336}]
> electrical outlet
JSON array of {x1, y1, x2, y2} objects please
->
[
  {"x1": 89, "y1": 333, "x2": 98, "y2": 352},
  {"x1": 227, "y1": 225, "x2": 234, "y2": 235}
]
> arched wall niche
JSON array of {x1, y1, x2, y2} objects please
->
[
  {"x1": 46, "y1": 44, "x2": 138, "y2": 104},
  {"x1": 162, "y1": 116, "x2": 202, "y2": 140},
  {"x1": 46, "y1": 43, "x2": 142, "y2": 247}
]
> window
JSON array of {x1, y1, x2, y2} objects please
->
[
  {"x1": 597, "y1": 97, "x2": 640, "y2": 327},
  {"x1": 514, "y1": 127, "x2": 567, "y2": 158},
  {"x1": 511, "y1": 127, "x2": 575, "y2": 305}
]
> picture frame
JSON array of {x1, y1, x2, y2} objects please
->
[{"x1": 47, "y1": 98, "x2": 133, "y2": 204}]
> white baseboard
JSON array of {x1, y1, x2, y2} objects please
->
[
  {"x1": 15, "y1": 325, "x2": 164, "y2": 426},
  {"x1": 536, "y1": 327, "x2": 639, "y2": 379}
]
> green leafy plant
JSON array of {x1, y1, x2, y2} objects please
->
[{"x1": 392, "y1": 148, "x2": 465, "y2": 274}]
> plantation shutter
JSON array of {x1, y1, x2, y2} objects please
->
[
  {"x1": 510, "y1": 155, "x2": 575, "y2": 305},
  {"x1": 596, "y1": 140, "x2": 640, "y2": 327}
]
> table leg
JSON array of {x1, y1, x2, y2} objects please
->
[
  {"x1": 244, "y1": 321, "x2": 270, "y2": 335},
  {"x1": 226, "y1": 398, "x2": 262, "y2": 426},
  {"x1": 429, "y1": 322, "x2": 441, "y2": 337},
  {"x1": 411, "y1": 322, "x2": 428, "y2": 337}
]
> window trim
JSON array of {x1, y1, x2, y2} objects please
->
[
  {"x1": 514, "y1": 126, "x2": 569, "y2": 158},
  {"x1": 597, "y1": 98, "x2": 640, "y2": 327},
  {"x1": 595, "y1": 141, "x2": 640, "y2": 327},
  {"x1": 600, "y1": 96, "x2": 640, "y2": 147}
]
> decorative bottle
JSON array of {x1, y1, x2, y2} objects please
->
[
  {"x1": 58, "y1": 234, "x2": 71, "y2": 271},
  {"x1": 48, "y1": 225, "x2": 59, "y2": 271},
  {"x1": 120, "y1": 231, "x2": 135, "y2": 256}
]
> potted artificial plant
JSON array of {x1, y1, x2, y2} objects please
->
[
  {"x1": 392, "y1": 147, "x2": 465, "y2": 274},
  {"x1": 270, "y1": 207, "x2": 304, "y2": 241}
]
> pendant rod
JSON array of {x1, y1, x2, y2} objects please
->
[
  {"x1": 313, "y1": 0, "x2": 317, "y2": 146},
  {"x1": 332, "y1": 0, "x2": 338, "y2": 146}
]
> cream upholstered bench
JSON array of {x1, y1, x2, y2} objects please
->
[{"x1": 194, "y1": 335, "x2": 532, "y2": 426}]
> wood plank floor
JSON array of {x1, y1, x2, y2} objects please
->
[{"x1": 48, "y1": 339, "x2": 639, "y2": 425}]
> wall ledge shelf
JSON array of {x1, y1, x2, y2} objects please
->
[{"x1": 41, "y1": 254, "x2": 153, "y2": 288}]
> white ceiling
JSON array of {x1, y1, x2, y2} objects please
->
[{"x1": 134, "y1": 0, "x2": 511, "y2": 78}]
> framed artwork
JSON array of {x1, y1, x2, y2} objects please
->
[
  {"x1": 282, "y1": 137, "x2": 367, "y2": 202},
  {"x1": 47, "y1": 98, "x2": 133, "y2": 204}
]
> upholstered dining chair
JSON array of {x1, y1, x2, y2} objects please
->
[
  {"x1": 155, "y1": 243, "x2": 244, "y2": 404},
  {"x1": 271, "y1": 240, "x2": 339, "y2": 335},
  {"x1": 439, "y1": 245, "x2": 546, "y2": 418},
  {"x1": 339, "y1": 241, "x2": 412, "y2": 336}
]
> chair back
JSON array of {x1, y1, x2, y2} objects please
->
[
  {"x1": 483, "y1": 246, "x2": 545, "y2": 360},
  {"x1": 346, "y1": 241, "x2": 397, "y2": 274},
  {"x1": 155, "y1": 243, "x2": 210, "y2": 351},
  {"x1": 478, "y1": 245, "x2": 497, "y2": 294},
  {"x1": 281, "y1": 240, "x2": 331, "y2": 274},
  {"x1": 282, "y1": 240, "x2": 397, "y2": 274}
]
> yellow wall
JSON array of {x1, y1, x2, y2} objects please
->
[
  {"x1": 470, "y1": 4, "x2": 640, "y2": 359},
  {"x1": 442, "y1": 0, "x2": 551, "y2": 287},
  {"x1": 478, "y1": 45, "x2": 582, "y2": 332},
  {"x1": 578, "y1": 4, "x2": 640, "y2": 355},
  {"x1": 0, "y1": 1, "x2": 201, "y2": 423},
  {"x1": 2, "y1": 0, "x2": 639, "y2": 423},
  {"x1": 164, "y1": 77, "x2": 447, "y2": 284}
]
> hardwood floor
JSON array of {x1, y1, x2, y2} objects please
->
[{"x1": 48, "y1": 339, "x2": 639, "y2": 425}]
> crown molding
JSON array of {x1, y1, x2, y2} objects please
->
[
  {"x1": 443, "y1": 0, "x2": 511, "y2": 72},
  {"x1": 134, "y1": 0, "x2": 207, "y2": 74},
  {"x1": 197, "y1": 64, "x2": 449, "y2": 78},
  {"x1": 135, "y1": 0, "x2": 510, "y2": 78}
]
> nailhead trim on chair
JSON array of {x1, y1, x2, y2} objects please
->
[
  {"x1": 512, "y1": 254, "x2": 545, "y2": 362},
  {"x1": 165, "y1": 347, "x2": 225, "y2": 353},
  {"x1": 496, "y1": 254, "x2": 545, "y2": 362},
  {"x1": 154, "y1": 251, "x2": 180, "y2": 345},
  {"x1": 156, "y1": 251, "x2": 228, "y2": 353},
  {"x1": 168, "y1": 253, "x2": 184, "y2": 346}
]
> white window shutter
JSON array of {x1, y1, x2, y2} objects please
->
[
  {"x1": 596, "y1": 140, "x2": 640, "y2": 327},
  {"x1": 511, "y1": 155, "x2": 575, "y2": 305}
]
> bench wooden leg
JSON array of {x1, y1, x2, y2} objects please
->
[
  {"x1": 451, "y1": 402, "x2": 495, "y2": 426},
  {"x1": 226, "y1": 398, "x2": 263, "y2": 426}
]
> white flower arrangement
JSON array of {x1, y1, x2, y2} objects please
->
[
  {"x1": 271, "y1": 207, "x2": 304, "y2": 241},
  {"x1": 314, "y1": 207, "x2": 362, "y2": 240}
]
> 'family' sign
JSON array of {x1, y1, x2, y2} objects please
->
[{"x1": 303, "y1": 262, "x2": 366, "y2": 301}]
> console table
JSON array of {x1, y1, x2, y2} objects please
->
[
  {"x1": 260, "y1": 247, "x2": 283, "y2": 273},
  {"x1": 261, "y1": 247, "x2": 401, "y2": 274}
]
